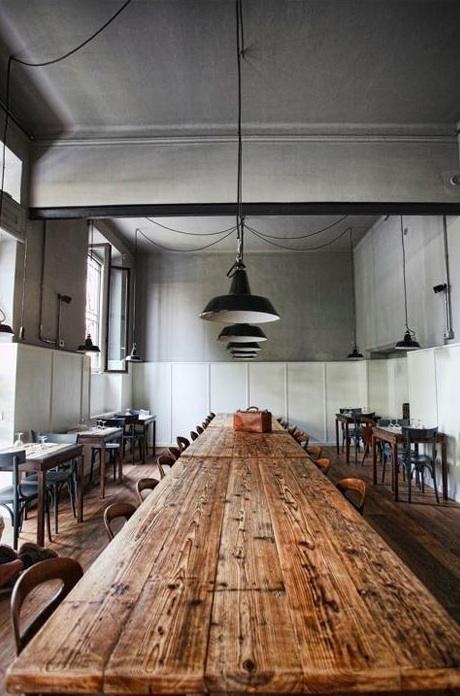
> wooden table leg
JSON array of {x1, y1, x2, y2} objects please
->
[
  {"x1": 77, "y1": 455, "x2": 84, "y2": 523},
  {"x1": 335, "y1": 418, "x2": 339, "y2": 454},
  {"x1": 36, "y1": 470, "x2": 46, "y2": 547},
  {"x1": 393, "y1": 442, "x2": 399, "y2": 502},
  {"x1": 441, "y1": 438, "x2": 448, "y2": 501},
  {"x1": 152, "y1": 420, "x2": 156, "y2": 457},
  {"x1": 372, "y1": 435, "x2": 377, "y2": 484},
  {"x1": 100, "y1": 443, "x2": 107, "y2": 498},
  {"x1": 117, "y1": 439, "x2": 123, "y2": 481}
]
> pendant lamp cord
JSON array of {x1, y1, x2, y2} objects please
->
[
  {"x1": 400, "y1": 214, "x2": 413, "y2": 335},
  {"x1": 132, "y1": 228, "x2": 138, "y2": 342},
  {"x1": 235, "y1": 0, "x2": 245, "y2": 264}
]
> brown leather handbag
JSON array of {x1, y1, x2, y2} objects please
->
[{"x1": 233, "y1": 407, "x2": 272, "y2": 433}]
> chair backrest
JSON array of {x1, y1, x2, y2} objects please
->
[
  {"x1": 190, "y1": 431, "x2": 198, "y2": 441},
  {"x1": 359, "y1": 420, "x2": 375, "y2": 446},
  {"x1": 103, "y1": 502, "x2": 136, "y2": 540},
  {"x1": 0, "y1": 451, "x2": 26, "y2": 472},
  {"x1": 168, "y1": 447, "x2": 181, "y2": 461},
  {"x1": 10, "y1": 557, "x2": 83, "y2": 654},
  {"x1": 196, "y1": 426, "x2": 204, "y2": 434},
  {"x1": 306, "y1": 444, "x2": 322, "y2": 460},
  {"x1": 157, "y1": 453, "x2": 176, "y2": 479},
  {"x1": 176, "y1": 436, "x2": 190, "y2": 452},
  {"x1": 136, "y1": 477, "x2": 159, "y2": 504},
  {"x1": 401, "y1": 426, "x2": 438, "y2": 461},
  {"x1": 103, "y1": 418, "x2": 125, "y2": 428},
  {"x1": 39, "y1": 433, "x2": 78, "y2": 445},
  {"x1": 209, "y1": 412, "x2": 216, "y2": 418},
  {"x1": 377, "y1": 418, "x2": 390, "y2": 426},
  {"x1": 314, "y1": 458, "x2": 331, "y2": 476},
  {"x1": 336, "y1": 478, "x2": 367, "y2": 514},
  {"x1": 202, "y1": 421, "x2": 209, "y2": 429}
]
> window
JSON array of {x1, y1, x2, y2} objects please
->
[
  {"x1": 85, "y1": 253, "x2": 103, "y2": 371},
  {"x1": 106, "y1": 266, "x2": 130, "y2": 372},
  {"x1": 0, "y1": 141, "x2": 23, "y2": 203}
]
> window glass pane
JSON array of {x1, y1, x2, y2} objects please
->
[
  {"x1": 107, "y1": 266, "x2": 129, "y2": 371},
  {"x1": 0, "y1": 141, "x2": 23, "y2": 203},
  {"x1": 86, "y1": 254, "x2": 102, "y2": 371}
]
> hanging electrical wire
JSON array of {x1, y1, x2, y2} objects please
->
[
  {"x1": 246, "y1": 214, "x2": 348, "y2": 240},
  {"x1": 145, "y1": 217, "x2": 238, "y2": 236},
  {"x1": 0, "y1": 0, "x2": 133, "y2": 220},
  {"x1": 246, "y1": 224, "x2": 353, "y2": 251},
  {"x1": 137, "y1": 227, "x2": 235, "y2": 253}
]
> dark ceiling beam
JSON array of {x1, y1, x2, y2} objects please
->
[{"x1": 29, "y1": 201, "x2": 460, "y2": 220}]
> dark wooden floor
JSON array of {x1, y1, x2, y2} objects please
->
[{"x1": 0, "y1": 447, "x2": 459, "y2": 695}]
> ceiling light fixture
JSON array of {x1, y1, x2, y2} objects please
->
[
  {"x1": 346, "y1": 228, "x2": 364, "y2": 360},
  {"x1": 125, "y1": 228, "x2": 143, "y2": 363},
  {"x1": 79, "y1": 220, "x2": 100, "y2": 354},
  {"x1": 395, "y1": 215, "x2": 420, "y2": 351},
  {"x1": 217, "y1": 323, "x2": 267, "y2": 343},
  {"x1": 199, "y1": 0, "x2": 279, "y2": 326},
  {"x1": 227, "y1": 342, "x2": 261, "y2": 353}
]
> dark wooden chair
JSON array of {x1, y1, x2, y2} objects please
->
[
  {"x1": 359, "y1": 420, "x2": 376, "y2": 465},
  {"x1": 31, "y1": 432, "x2": 79, "y2": 534},
  {"x1": 103, "y1": 502, "x2": 136, "y2": 540},
  {"x1": 11, "y1": 557, "x2": 83, "y2": 654},
  {"x1": 157, "y1": 453, "x2": 176, "y2": 479},
  {"x1": 306, "y1": 444, "x2": 322, "y2": 459},
  {"x1": 167, "y1": 447, "x2": 181, "y2": 461},
  {"x1": 336, "y1": 478, "x2": 367, "y2": 514},
  {"x1": 209, "y1": 412, "x2": 216, "y2": 419},
  {"x1": 176, "y1": 436, "x2": 190, "y2": 452},
  {"x1": 190, "y1": 431, "x2": 199, "y2": 441},
  {"x1": 0, "y1": 451, "x2": 51, "y2": 550},
  {"x1": 136, "y1": 478, "x2": 159, "y2": 504},
  {"x1": 121, "y1": 415, "x2": 146, "y2": 464},
  {"x1": 314, "y1": 457, "x2": 331, "y2": 476},
  {"x1": 196, "y1": 426, "x2": 204, "y2": 435},
  {"x1": 399, "y1": 427, "x2": 439, "y2": 503},
  {"x1": 202, "y1": 421, "x2": 209, "y2": 429}
]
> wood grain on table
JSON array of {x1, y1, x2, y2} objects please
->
[{"x1": 6, "y1": 423, "x2": 460, "y2": 695}]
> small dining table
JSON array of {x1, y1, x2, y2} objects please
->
[
  {"x1": 99, "y1": 412, "x2": 157, "y2": 457},
  {"x1": 371, "y1": 425, "x2": 449, "y2": 502},
  {"x1": 6, "y1": 416, "x2": 460, "y2": 694},
  {"x1": 335, "y1": 411, "x2": 375, "y2": 463},
  {"x1": 0, "y1": 442, "x2": 84, "y2": 547},
  {"x1": 76, "y1": 427, "x2": 123, "y2": 498}
]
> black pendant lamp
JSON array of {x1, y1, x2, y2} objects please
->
[
  {"x1": 218, "y1": 323, "x2": 267, "y2": 343},
  {"x1": 395, "y1": 216, "x2": 420, "y2": 351},
  {"x1": 0, "y1": 307, "x2": 13, "y2": 335},
  {"x1": 79, "y1": 220, "x2": 100, "y2": 353},
  {"x1": 346, "y1": 228, "x2": 364, "y2": 360},
  {"x1": 125, "y1": 228, "x2": 143, "y2": 363},
  {"x1": 199, "y1": 0, "x2": 279, "y2": 326},
  {"x1": 227, "y1": 342, "x2": 261, "y2": 353},
  {"x1": 232, "y1": 353, "x2": 257, "y2": 359}
]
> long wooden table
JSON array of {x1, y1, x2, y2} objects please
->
[{"x1": 6, "y1": 417, "x2": 460, "y2": 694}]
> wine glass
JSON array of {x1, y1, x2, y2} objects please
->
[{"x1": 38, "y1": 434, "x2": 48, "y2": 449}]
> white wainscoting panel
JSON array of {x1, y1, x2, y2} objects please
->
[
  {"x1": 15, "y1": 344, "x2": 53, "y2": 435},
  {"x1": 50, "y1": 351, "x2": 84, "y2": 431},
  {"x1": 210, "y1": 363, "x2": 248, "y2": 414},
  {"x1": 133, "y1": 362, "x2": 172, "y2": 446},
  {"x1": 172, "y1": 363, "x2": 209, "y2": 440},
  {"x1": 407, "y1": 350, "x2": 438, "y2": 427},
  {"x1": 368, "y1": 361, "x2": 389, "y2": 416},
  {"x1": 387, "y1": 358, "x2": 409, "y2": 417},
  {"x1": 325, "y1": 361, "x2": 368, "y2": 440},
  {"x1": 0, "y1": 343, "x2": 17, "y2": 449},
  {"x1": 248, "y1": 363, "x2": 286, "y2": 416},
  {"x1": 434, "y1": 345, "x2": 460, "y2": 500},
  {"x1": 287, "y1": 363, "x2": 325, "y2": 442}
]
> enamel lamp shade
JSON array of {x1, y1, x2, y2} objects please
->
[
  {"x1": 200, "y1": 261, "x2": 279, "y2": 324},
  {"x1": 217, "y1": 323, "x2": 267, "y2": 343},
  {"x1": 395, "y1": 329, "x2": 421, "y2": 351},
  {"x1": 78, "y1": 333, "x2": 100, "y2": 353},
  {"x1": 125, "y1": 342, "x2": 143, "y2": 362},
  {"x1": 227, "y1": 342, "x2": 260, "y2": 353},
  {"x1": 347, "y1": 345, "x2": 364, "y2": 360}
]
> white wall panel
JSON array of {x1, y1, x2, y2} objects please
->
[
  {"x1": 248, "y1": 363, "x2": 286, "y2": 418},
  {"x1": 368, "y1": 361, "x2": 389, "y2": 416},
  {"x1": 172, "y1": 363, "x2": 209, "y2": 441},
  {"x1": 434, "y1": 345, "x2": 460, "y2": 500},
  {"x1": 15, "y1": 344, "x2": 52, "y2": 436},
  {"x1": 325, "y1": 361, "x2": 368, "y2": 440},
  {"x1": 407, "y1": 350, "x2": 438, "y2": 427},
  {"x1": 210, "y1": 363, "x2": 248, "y2": 414},
  {"x1": 0, "y1": 343, "x2": 17, "y2": 449},
  {"x1": 50, "y1": 352, "x2": 83, "y2": 431},
  {"x1": 133, "y1": 362, "x2": 172, "y2": 446},
  {"x1": 287, "y1": 363, "x2": 325, "y2": 441},
  {"x1": 388, "y1": 358, "x2": 409, "y2": 417}
]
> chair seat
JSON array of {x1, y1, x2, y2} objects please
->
[{"x1": 0, "y1": 483, "x2": 39, "y2": 503}]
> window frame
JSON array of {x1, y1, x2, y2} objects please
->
[
  {"x1": 86, "y1": 242, "x2": 111, "y2": 373},
  {"x1": 104, "y1": 265, "x2": 131, "y2": 374}
]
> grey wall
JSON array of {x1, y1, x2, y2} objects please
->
[
  {"x1": 12, "y1": 219, "x2": 88, "y2": 352},
  {"x1": 136, "y1": 250, "x2": 354, "y2": 362},
  {"x1": 354, "y1": 215, "x2": 460, "y2": 352}
]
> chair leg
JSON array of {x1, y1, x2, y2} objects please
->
[
  {"x1": 431, "y1": 464, "x2": 440, "y2": 504},
  {"x1": 407, "y1": 464, "x2": 412, "y2": 503},
  {"x1": 46, "y1": 495, "x2": 52, "y2": 542}
]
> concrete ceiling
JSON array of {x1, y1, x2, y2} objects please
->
[
  {"x1": 106, "y1": 214, "x2": 379, "y2": 253},
  {"x1": 0, "y1": 0, "x2": 459, "y2": 140}
]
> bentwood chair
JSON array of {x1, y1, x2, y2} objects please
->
[
  {"x1": 103, "y1": 502, "x2": 136, "y2": 540},
  {"x1": 11, "y1": 557, "x2": 83, "y2": 654},
  {"x1": 306, "y1": 444, "x2": 322, "y2": 460},
  {"x1": 31, "y1": 432, "x2": 79, "y2": 534},
  {"x1": 136, "y1": 478, "x2": 159, "y2": 504},
  {"x1": 176, "y1": 436, "x2": 190, "y2": 452},
  {"x1": 122, "y1": 415, "x2": 146, "y2": 464},
  {"x1": 196, "y1": 426, "x2": 204, "y2": 435},
  {"x1": 157, "y1": 453, "x2": 176, "y2": 479},
  {"x1": 0, "y1": 452, "x2": 51, "y2": 550},
  {"x1": 336, "y1": 478, "x2": 367, "y2": 514},
  {"x1": 314, "y1": 458, "x2": 331, "y2": 476},
  {"x1": 190, "y1": 431, "x2": 199, "y2": 441},
  {"x1": 399, "y1": 426, "x2": 439, "y2": 503},
  {"x1": 167, "y1": 447, "x2": 181, "y2": 461}
]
